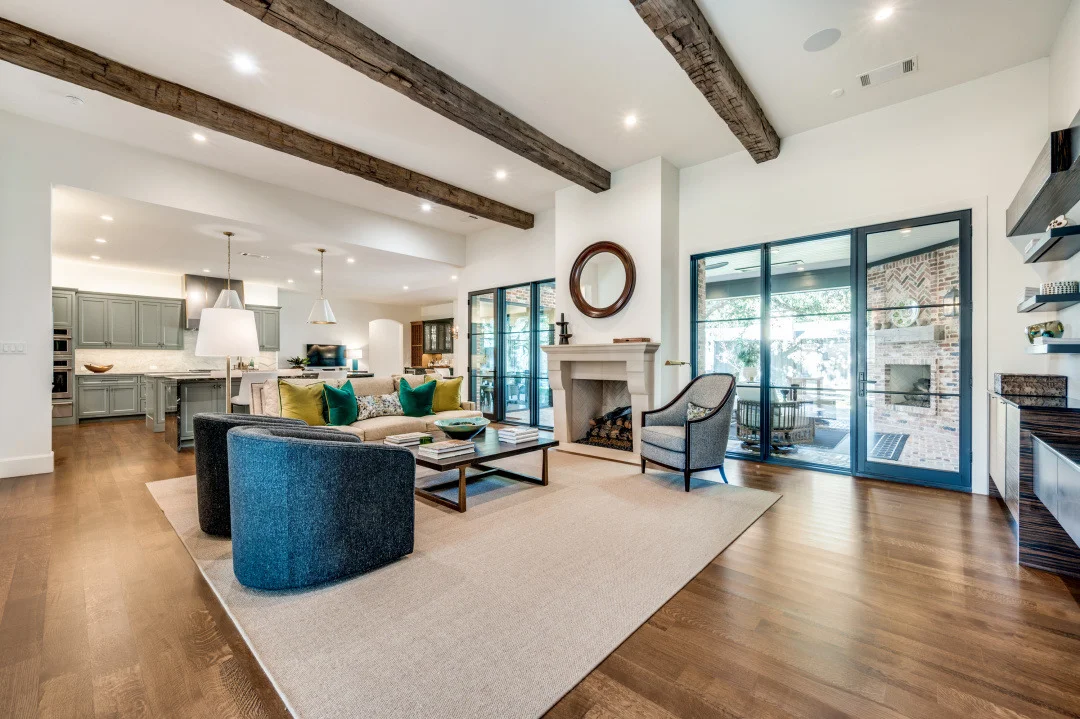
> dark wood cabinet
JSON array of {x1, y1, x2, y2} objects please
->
[{"x1": 423, "y1": 319, "x2": 454, "y2": 354}]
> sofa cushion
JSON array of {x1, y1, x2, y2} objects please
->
[
  {"x1": 260, "y1": 378, "x2": 344, "y2": 418},
  {"x1": 279, "y1": 380, "x2": 327, "y2": 426},
  {"x1": 350, "y1": 415, "x2": 428, "y2": 441},
  {"x1": 348, "y1": 376, "x2": 394, "y2": 397},
  {"x1": 400, "y1": 379, "x2": 436, "y2": 417},
  {"x1": 356, "y1": 393, "x2": 404, "y2": 421},
  {"x1": 421, "y1": 409, "x2": 483, "y2": 432},
  {"x1": 640, "y1": 425, "x2": 686, "y2": 453},
  {"x1": 391, "y1": 373, "x2": 431, "y2": 391},
  {"x1": 423, "y1": 375, "x2": 463, "y2": 412},
  {"x1": 324, "y1": 381, "x2": 358, "y2": 426}
]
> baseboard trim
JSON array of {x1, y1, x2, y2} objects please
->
[{"x1": 0, "y1": 452, "x2": 54, "y2": 479}]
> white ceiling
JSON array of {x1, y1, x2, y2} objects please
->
[
  {"x1": 51, "y1": 187, "x2": 462, "y2": 304},
  {"x1": 0, "y1": 0, "x2": 1067, "y2": 232}
]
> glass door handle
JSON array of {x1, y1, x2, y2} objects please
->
[{"x1": 858, "y1": 373, "x2": 877, "y2": 396}]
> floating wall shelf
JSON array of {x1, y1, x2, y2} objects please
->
[
  {"x1": 1027, "y1": 343, "x2": 1080, "y2": 354},
  {"x1": 1023, "y1": 225, "x2": 1080, "y2": 264},
  {"x1": 1017, "y1": 293, "x2": 1080, "y2": 313}
]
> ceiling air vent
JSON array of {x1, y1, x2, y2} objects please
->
[{"x1": 858, "y1": 55, "x2": 918, "y2": 88}]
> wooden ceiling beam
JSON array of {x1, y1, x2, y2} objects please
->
[
  {"x1": 0, "y1": 17, "x2": 535, "y2": 229},
  {"x1": 222, "y1": 0, "x2": 611, "y2": 193},
  {"x1": 630, "y1": 0, "x2": 780, "y2": 163}
]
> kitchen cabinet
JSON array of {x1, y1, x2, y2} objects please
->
[
  {"x1": 77, "y1": 294, "x2": 138, "y2": 348},
  {"x1": 250, "y1": 305, "x2": 281, "y2": 351},
  {"x1": 423, "y1": 319, "x2": 454, "y2": 354},
  {"x1": 175, "y1": 379, "x2": 240, "y2": 448},
  {"x1": 988, "y1": 394, "x2": 1021, "y2": 522},
  {"x1": 137, "y1": 300, "x2": 184, "y2": 349},
  {"x1": 52, "y1": 289, "x2": 76, "y2": 328},
  {"x1": 77, "y1": 375, "x2": 143, "y2": 418}
]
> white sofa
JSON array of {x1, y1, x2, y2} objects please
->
[{"x1": 249, "y1": 374, "x2": 482, "y2": 440}]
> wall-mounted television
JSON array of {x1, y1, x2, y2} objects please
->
[{"x1": 305, "y1": 344, "x2": 346, "y2": 367}]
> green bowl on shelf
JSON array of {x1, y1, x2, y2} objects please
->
[{"x1": 433, "y1": 417, "x2": 490, "y2": 440}]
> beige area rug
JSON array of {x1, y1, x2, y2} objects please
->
[{"x1": 147, "y1": 451, "x2": 780, "y2": 719}]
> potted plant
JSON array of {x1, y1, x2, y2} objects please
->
[
  {"x1": 735, "y1": 343, "x2": 760, "y2": 383},
  {"x1": 286, "y1": 355, "x2": 310, "y2": 370}
]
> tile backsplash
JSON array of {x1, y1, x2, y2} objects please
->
[{"x1": 75, "y1": 330, "x2": 277, "y2": 373}]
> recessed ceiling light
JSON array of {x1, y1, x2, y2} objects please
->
[
  {"x1": 192, "y1": 132, "x2": 207, "y2": 143},
  {"x1": 203, "y1": 268, "x2": 211, "y2": 273},
  {"x1": 314, "y1": 269, "x2": 321, "y2": 274},
  {"x1": 420, "y1": 202, "x2": 433, "y2": 213},
  {"x1": 94, "y1": 237, "x2": 107, "y2": 244},
  {"x1": 803, "y1": 28, "x2": 842, "y2": 53},
  {"x1": 900, "y1": 228, "x2": 912, "y2": 234},
  {"x1": 100, "y1": 215, "x2": 113, "y2": 222},
  {"x1": 65, "y1": 94, "x2": 84, "y2": 107},
  {"x1": 874, "y1": 7, "x2": 894, "y2": 21},
  {"x1": 287, "y1": 278, "x2": 294, "y2": 284},
  {"x1": 402, "y1": 285, "x2": 409, "y2": 290},
  {"x1": 451, "y1": 275, "x2": 458, "y2": 281},
  {"x1": 830, "y1": 88, "x2": 845, "y2": 98},
  {"x1": 623, "y1": 113, "x2": 638, "y2": 129},
  {"x1": 347, "y1": 257, "x2": 355, "y2": 263},
  {"x1": 231, "y1": 52, "x2": 259, "y2": 75},
  {"x1": 494, "y1": 169, "x2": 508, "y2": 181},
  {"x1": 90, "y1": 255, "x2": 101, "y2": 261}
]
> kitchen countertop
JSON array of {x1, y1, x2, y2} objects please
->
[
  {"x1": 989, "y1": 390, "x2": 1080, "y2": 410},
  {"x1": 1031, "y1": 432, "x2": 1080, "y2": 466}
]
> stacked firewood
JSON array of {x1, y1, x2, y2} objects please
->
[{"x1": 585, "y1": 405, "x2": 633, "y2": 446}]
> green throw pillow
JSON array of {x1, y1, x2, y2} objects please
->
[
  {"x1": 399, "y1": 378, "x2": 436, "y2": 417},
  {"x1": 423, "y1": 375, "x2": 463, "y2": 412},
  {"x1": 324, "y1": 381, "x2": 358, "y2": 426},
  {"x1": 279, "y1": 380, "x2": 327, "y2": 426}
]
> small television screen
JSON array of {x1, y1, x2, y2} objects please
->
[{"x1": 305, "y1": 344, "x2": 345, "y2": 367}]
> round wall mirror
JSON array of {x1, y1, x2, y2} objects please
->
[{"x1": 570, "y1": 241, "x2": 636, "y2": 318}]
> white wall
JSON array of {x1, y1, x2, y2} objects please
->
[
  {"x1": 679, "y1": 59, "x2": 1052, "y2": 495},
  {"x1": 421, "y1": 302, "x2": 455, "y2": 320},
  {"x1": 1049, "y1": 0, "x2": 1080, "y2": 130},
  {"x1": 454, "y1": 209, "x2": 556, "y2": 388},
  {"x1": 0, "y1": 109, "x2": 460, "y2": 478},
  {"x1": 277, "y1": 289, "x2": 418, "y2": 370},
  {"x1": 368, "y1": 319, "x2": 405, "y2": 378}
]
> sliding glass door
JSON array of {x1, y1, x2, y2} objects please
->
[
  {"x1": 855, "y1": 211, "x2": 971, "y2": 490},
  {"x1": 468, "y1": 279, "x2": 555, "y2": 426},
  {"x1": 691, "y1": 210, "x2": 971, "y2": 490}
]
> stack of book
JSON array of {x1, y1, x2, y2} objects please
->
[
  {"x1": 498, "y1": 426, "x2": 539, "y2": 444},
  {"x1": 384, "y1": 432, "x2": 431, "y2": 446},
  {"x1": 418, "y1": 439, "x2": 476, "y2": 460}
]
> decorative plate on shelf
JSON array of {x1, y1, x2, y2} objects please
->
[{"x1": 890, "y1": 300, "x2": 920, "y2": 328}]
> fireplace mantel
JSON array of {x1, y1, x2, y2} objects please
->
[{"x1": 542, "y1": 343, "x2": 660, "y2": 462}]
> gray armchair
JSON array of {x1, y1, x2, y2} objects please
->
[{"x1": 640, "y1": 373, "x2": 736, "y2": 491}]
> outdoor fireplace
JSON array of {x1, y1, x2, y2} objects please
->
[{"x1": 886, "y1": 363, "x2": 931, "y2": 407}]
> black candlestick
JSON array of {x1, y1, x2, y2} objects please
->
[{"x1": 556, "y1": 313, "x2": 572, "y2": 345}]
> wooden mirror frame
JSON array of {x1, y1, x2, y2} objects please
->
[{"x1": 569, "y1": 241, "x2": 637, "y2": 318}]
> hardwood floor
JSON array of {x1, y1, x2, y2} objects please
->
[{"x1": 2, "y1": 419, "x2": 1079, "y2": 718}]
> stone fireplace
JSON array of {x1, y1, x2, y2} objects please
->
[
  {"x1": 542, "y1": 343, "x2": 659, "y2": 462},
  {"x1": 886, "y1": 363, "x2": 932, "y2": 408}
]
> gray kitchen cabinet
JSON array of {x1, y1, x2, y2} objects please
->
[
  {"x1": 249, "y1": 305, "x2": 281, "y2": 351},
  {"x1": 52, "y1": 288, "x2": 76, "y2": 328},
  {"x1": 77, "y1": 294, "x2": 138, "y2": 348},
  {"x1": 137, "y1": 300, "x2": 185, "y2": 349},
  {"x1": 77, "y1": 375, "x2": 143, "y2": 419},
  {"x1": 165, "y1": 379, "x2": 178, "y2": 412},
  {"x1": 77, "y1": 295, "x2": 109, "y2": 347},
  {"x1": 77, "y1": 384, "x2": 110, "y2": 417}
]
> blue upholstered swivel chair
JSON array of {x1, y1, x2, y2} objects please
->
[
  {"x1": 193, "y1": 412, "x2": 306, "y2": 537},
  {"x1": 226, "y1": 425, "x2": 416, "y2": 590}
]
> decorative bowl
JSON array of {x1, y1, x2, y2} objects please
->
[
  {"x1": 433, "y1": 417, "x2": 490, "y2": 440},
  {"x1": 83, "y1": 364, "x2": 114, "y2": 373}
]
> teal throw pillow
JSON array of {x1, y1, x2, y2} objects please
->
[
  {"x1": 399, "y1": 378, "x2": 436, "y2": 417},
  {"x1": 324, "y1": 381, "x2": 358, "y2": 426}
]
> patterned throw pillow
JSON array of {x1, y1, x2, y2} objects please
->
[
  {"x1": 687, "y1": 402, "x2": 712, "y2": 422},
  {"x1": 356, "y1": 393, "x2": 404, "y2": 421}
]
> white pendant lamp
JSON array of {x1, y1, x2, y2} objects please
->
[
  {"x1": 213, "y1": 231, "x2": 244, "y2": 309},
  {"x1": 308, "y1": 248, "x2": 337, "y2": 324}
]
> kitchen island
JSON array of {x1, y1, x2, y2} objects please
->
[{"x1": 144, "y1": 373, "x2": 241, "y2": 450}]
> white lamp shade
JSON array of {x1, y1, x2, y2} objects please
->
[
  {"x1": 308, "y1": 298, "x2": 337, "y2": 324},
  {"x1": 347, "y1": 348, "x2": 363, "y2": 360},
  {"x1": 195, "y1": 308, "x2": 260, "y2": 357},
  {"x1": 213, "y1": 288, "x2": 244, "y2": 310}
]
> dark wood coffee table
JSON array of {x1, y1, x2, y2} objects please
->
[{"x1": 403, "y1": 428, "x2": 558, "y2": 512}]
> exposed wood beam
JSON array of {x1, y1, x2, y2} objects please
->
[
  {"x1": 629, "y1": 0, "x2": 780, "y2": 163},
  {"x1": 0, "y1": 17, "x2": 534, "y2": 229},
  {"x1": 223, "y1": 0, "x2": 611, "y2": 193}
]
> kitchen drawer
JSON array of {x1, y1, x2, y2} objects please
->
[{"x1": 78, "y1": 375, "x2": 139, "y2": 386}]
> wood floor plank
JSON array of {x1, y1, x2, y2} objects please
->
[{"x1": 0, "y1": 419, "x2": 1078, "y2": 718}]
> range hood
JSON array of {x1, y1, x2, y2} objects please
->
[
  {"x1": 1007, "y1": 111, "x2": 1080, "y2": 237},
  {"x1": 182, "y1": 274, "x2": 245, "y2": 330}
]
